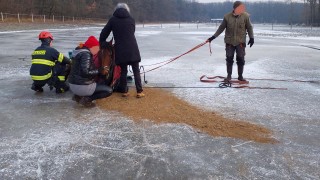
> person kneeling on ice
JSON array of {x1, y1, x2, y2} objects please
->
[
  {"x1": 68, "y1": 36, "x2": 112, "y2": 107},
  {"x1": 207, "y1": 1, "x2": 254, "y2": 82},
  {"x1": 30, "y1": 31, "x2": 71, "y2": 93}
]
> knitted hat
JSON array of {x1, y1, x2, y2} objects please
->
[
  {"x1": 84, "y1": 36, "x2": 99, "y2": 48},
  {"x1": 233, "y1": 1, "x2": 243, "y2": 9}
]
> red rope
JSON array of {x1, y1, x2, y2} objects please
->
[
  {"x1": 200, "y1": 75, "x2": 318, "y2": 84},
  {"x1": 143, "y1": 41, "x2": 209, "y2": 73},
  {"x1": 245, "y1": 77, "x2": 317, "y2": 83},
  {"x1": 200, "y1": 75, "x2": 288, "y2": 90}
]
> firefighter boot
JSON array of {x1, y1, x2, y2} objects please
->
[
  {"x1": 55, "y1": 82, "x2": 69, "y2": 94},
  {"x1": 238, "y1": 65, "x2": 246, "y2": 81},
  {"x1": 31, "y1": 83, "x2": 43, "y2": 92},
  {"x1": 224, "y1": 64, "x2": 233, "y2": 81}
]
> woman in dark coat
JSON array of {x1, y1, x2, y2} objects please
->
[{"x1": 99, "y1": 3, "x2": 144, "y2": 98}]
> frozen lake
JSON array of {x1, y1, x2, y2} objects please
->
[{"x1": 0, "y1": 23, "x2": 319, "y2": 179}]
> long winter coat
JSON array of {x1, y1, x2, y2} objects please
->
[
  {"x1": 99, "y1": 8, "x2": 141, "y2": 65},
  {"x1": 214, "y1": 12, "x2": 254, "y2": 46}
]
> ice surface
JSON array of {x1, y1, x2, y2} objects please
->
[{"x1": 0, "y1": 23, "x2": 319, "y2": 179}]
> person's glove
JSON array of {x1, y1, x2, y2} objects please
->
[
  {"x1": 100, "y1": 41, "x2": 108, "y2": 49},
  {"x1": 248, "y1": 38, "x2": 254, "y2": 47},
  {"x1": 98, "y1": 66, "x2": 109, "y2": 75},
  {"x1": 207, "y1": 35, "x2": 216, "y2": 43}
]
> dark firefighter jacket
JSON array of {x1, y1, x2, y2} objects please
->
[
  {"x1": 99, "y1": 8, "x2": 141, "y2": 65},
  {"x1": 30, "y1": 43, "x2": 71, "y2": 81},
  {"x1": 68, "y1": 47, "x2": 99, "y2": 85},
  {"x1": 214, "y1": 12, "x2": 254, "y2": 46}
]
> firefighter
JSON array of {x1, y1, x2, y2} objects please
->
[
  {"x1": 30, "y1": 31, "x2": 71, "y2": 93},
  {"x1": 207, "y1": 1, "x2": 254, "y2": 81}
]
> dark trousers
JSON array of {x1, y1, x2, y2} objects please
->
[
  {"x1": 119, "y1": 62, "x2": 143, "y2": 93},
  {"x1": 90, "y1": 84, "x2": 113, "y2": 100},
  {"x1": 225, "y1": 44, "x2": 246, "y2": 66},
  {"x1": 32, "y1": 63, "x2": 69, "y2": 89}
]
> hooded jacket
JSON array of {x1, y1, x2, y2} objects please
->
[
  {"x1": 214, "y1": 12, "x2": 254, "y2": 46},
  {"x1": 68, "y1": 48, "x2": 99, "y2": 85},
  {"x1": 99, "y1": 8, "x2": 141, "y2": 65}
]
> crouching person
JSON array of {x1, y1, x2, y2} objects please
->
[
  {"x1": 30, "y1": 31, "x2": 71, "y2": 93},
  {"x1": 68, "y1": 36, "x2": 112, "y2": 107}
]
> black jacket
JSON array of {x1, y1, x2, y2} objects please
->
[
  {"x1": 99, "y1": 8, "x2": 141, "y2": 65},
  {"x1": 30, "y1": 43, "x2": 70, "y2": 81},
  {"x1": 68, "y1": 47, "x2": 99, "y2": 85}
]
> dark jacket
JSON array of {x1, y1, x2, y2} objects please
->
[
  {"x1": 30, "y1": 43, "x2": 71, "y2": 81},
  {"x1": 214, "y1": 12, "x2": 254, "y2": 46},
  {"x1": 68, "y1": 47, "x2": 99, "y2": 85},
  {"x1": 99, "y1": 8, "x2": 141, "y2": 65}
]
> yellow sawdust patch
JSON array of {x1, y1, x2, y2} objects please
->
[{"x1": 97, "y1": 88, "x2": 277, "y2": 143}]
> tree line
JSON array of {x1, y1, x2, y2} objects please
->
[{"x1": 0, "y1": 0, "x2": 319, "y2": 25}]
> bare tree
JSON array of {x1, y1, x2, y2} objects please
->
[{"x1": 0, "y1": 0, "x2": 310, "y2": 25}]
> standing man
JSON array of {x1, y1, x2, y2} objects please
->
[
  {"x1": 99, "y1": 3, "x2": 144, "y2": 98},
  {"x1": 208, "y1": 1, "x2": 254, "y2": 81},
  {"x1": 30, "y1": 31, "x2": 71, "y2": 93}
]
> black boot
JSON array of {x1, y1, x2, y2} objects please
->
[
  {"x1": 72, "y1": 95, "x2": 82, "y2": 103},
  {"x1": 225, "y1": 64, "x2": 233, "y2": 81},
  {"x1": 55, "y1": 82, "x2": 69, "y2": 94},
  {"x1": 79, "y1": 97, "x2": 95, "y2": 107},
  {"x1": 238, "y1": 65, "x2": 246, "y2": 81},
  {"x1": 31, "y1": 83, "x2": 43, "y2": 92}
]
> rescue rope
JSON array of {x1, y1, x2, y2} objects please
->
[
  {"x1": 124, "y1": 41, "x2": 318, "y2": 90},
  {"x1": 128, "y1": 65, "x2": 148, "y2": 84},
  {"x1": 141, "y1": 59, "x2": 173, "y2": 67},
  {"x1": 141, "y1": 41, "x2": 210, "y2": 73},
  {"x1": 246, "y1": 77, "x2": 319, "y2": 83},
  {"x1": 141, "y1": 41, "x2": 211, "y2": 68},
  {"x1": 139, "y1": 65, "x2": 148, "y2": 84},
  {"x1": 200, "y1": 75, "x2": 319, "y2": 84},
  {"x1": 127, "y1": 41, "x2": 210, "y2": 84},
  {"x1": 200, "y1": 75, "x2": 320, "y2": 90},
  {"x1": 129, "y1": 85, "x2": 287, "y2": 90},
  {"x1": 301, "y1": 45, "x2": 320, "y2": 51}
]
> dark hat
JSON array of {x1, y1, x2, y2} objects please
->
[{"x1": 233, "y1": 1, "x2": 243, "y2": 9}]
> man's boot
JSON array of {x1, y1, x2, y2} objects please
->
[
  {"x1": 238, "y1": 65, "x2": 246, "y2": 81},
  {"x1": 225, "y1": 64, "x2": 233, "y2": 81},
  {"x1": 55, "y1": 82, "x2": 69, "y2": 94},
  {"x1": 31, "y1": 83, "x2": 43, "y2": 92}
]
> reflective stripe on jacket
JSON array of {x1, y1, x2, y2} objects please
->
[{"x1": 30, "y1": 44, "x2": 70, "y2": 81}]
